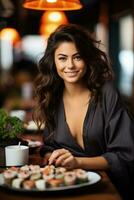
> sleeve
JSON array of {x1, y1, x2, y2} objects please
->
[{"x1": 101, "y1": 81, "x2": 134, "y2": 195}]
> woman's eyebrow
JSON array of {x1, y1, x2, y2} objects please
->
[
  {"x1": 57, "y1": 54, "x2": 67, "y2": 56},
  {"x1": 57, "y1": 52, "x2": 80, "y2": 56}
]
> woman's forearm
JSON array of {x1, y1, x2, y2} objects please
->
[
  {"x1": 76, "y1": 156, "x2": 109, "y2": 170},
  {"x1": 43, "y1": 149, "x2": 109, "y2": 170}
]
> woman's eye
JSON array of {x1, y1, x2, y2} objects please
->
[
  {"x1": 74, "y1": 56, "x2": 81, "y2": 61},
  {"x1": 58, "y1": 57, "x2": 66, "y2": 61}
]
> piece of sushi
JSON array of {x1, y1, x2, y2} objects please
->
[
  {"x1": 29, "y1": 165, "x2": 41, "y2": 173},
  {"x1": 64, "y1": 171, "x2": 76, "y2": 186},
  {"x1": 22, "y1": 179, "x2": 35, "y2": 190},
  {"x1": 42, "y1": 173, "x2": 54, "y2": 181},
  {"x1": 55, "y1": 167, "x2": 66, "y2": 175},
  {"x1": 30, "y1": 172, "x2": 41, "y2": 180},
  {"x1": 54, "y1": 173, "x2": 64, "y2": 180},
  {"x1": 3, "y1": 169, "x2": 17, "y2": 186},
  {"x1": 9, "y1": 166, "x2": 19, "y2": 172},
  {"x1": 41, "y1": 165, "x2": 55, "y2": 176},
  {"x1": 20, "y1": 165, "x2": 30, "y2": 172},
  {"x1": 35, "y1": 179, "x2": 46, "y2": 190},
  {"x1": 12, "y1": 178, "x2": 23, "y2": 189},
  {"x1": 18, "y1": 170, "x2": 31, "y2": 179},
  {"x1": 74, "y1": 169, "x2": 89, "y2": 183},
  {"x1": 46, "y1": 178, "x2": 64, "y2": 188}
]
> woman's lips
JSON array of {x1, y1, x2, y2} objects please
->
[
  {"x1": 65, "y1": 71, "x2": 78, "y2": 74},
  {"x1": 64, "y1": 71, "x2": 78, "y2": 77}
]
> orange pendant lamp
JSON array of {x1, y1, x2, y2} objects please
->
[
  {"x1": 23, "y1": 0, "x2": 83, "y2": 11},
  {"x1": 40, "y1": 11, "x2": 68, "y2": 38},
  {"x1": 0, "y1": 28, "x2": 20, "y2": 46}
]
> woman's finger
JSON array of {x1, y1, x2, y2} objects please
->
[
  {"x1": 48, "y1": 149, "x2": 68, "y2": 165},
  {"x1": 55, "y1": 152, "x2": 72, "y2": 166},
  {"x1": 62, "y1": 155, "x2": 74, "y2": 169}
]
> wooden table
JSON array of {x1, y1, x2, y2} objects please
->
[{"x1": 0, "y1": 132, "x2": 122, "y2": 200}]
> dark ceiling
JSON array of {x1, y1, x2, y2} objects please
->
[{"x1": 0, "y1": 0, "x2": 133, "y2": 36}]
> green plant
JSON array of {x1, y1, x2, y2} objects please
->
[{"x1": 0, "y1": 108, "x2": 24, "y2": 140}]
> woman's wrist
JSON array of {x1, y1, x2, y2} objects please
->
[{"x1": 75, "y1": 157, "x2": 83, "y2": 168}]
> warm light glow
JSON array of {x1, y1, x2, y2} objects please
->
[
  {"x1": 41, "y1": 11, "x2": 68, "y2": 24},
  {"x1": 49, "y1": 12, "x2": 62, "y2": 22},
  {"x1": 40, "y1": 24, "x2": 60, "y2": 37},
  {"x1": 0, "y1": 28, "x2": 20, "y2": 45},
  {"x1": 40, "y1": 11, "x2": 68, "y2": 38},
  {"x1": 47, "y1": 0, "x2": 57, "y2": 2},
  {"x1": 23, "y1": 0, "x2": 83, "y2": 11}
]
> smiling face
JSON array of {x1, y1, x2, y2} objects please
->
[{"x1": 54, "y1": 42, "x2": 86, "y2": 86}]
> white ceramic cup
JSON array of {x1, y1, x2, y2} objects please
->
[{"x1": 5, "y1": 145, "x2": 29, "y2": 166}]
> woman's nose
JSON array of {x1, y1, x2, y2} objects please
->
[{"x1": 67, "y1": 58, "x2": 74, "y2": 69}]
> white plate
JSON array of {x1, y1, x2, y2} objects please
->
[
  {"x1": 27, "y1": 140, "x2": 42, "y2": 148},
  {"x1": 0, "y1": 171, "x2": 101, "y2": 192},
  {"x1": 25, "y1": 121, "x2": 44, "y2": 131}
]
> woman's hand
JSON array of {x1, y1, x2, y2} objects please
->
[{"x1": 48, "y1": 149, "x2": 78, "y2": 169}]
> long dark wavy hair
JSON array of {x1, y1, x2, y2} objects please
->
[{"x1": 34, "y1": 24, "x2": 114, "y2": 132}]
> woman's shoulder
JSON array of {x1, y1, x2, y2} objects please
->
[
  {"x1": 101, "y1": 80, "x2": 118, "y2": 97},
  {"x1": 100, "y1": 80, "x2": 120, "y2": 107},
  {"x1": 102, "y1": 80, "x2": 116, "y2": 90}
]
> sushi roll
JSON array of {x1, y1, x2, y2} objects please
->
[
  {"x1": 3, "y1": 169, "x2": 17, "y2": 186},
  {"x1": 41, "y1": 165, "x2": 55, "y2": 176},
  {"x1": 18, "y1": 170, "x2": 31, "y2": 179},
  {"x1": 12, "y1": 178, "x2": 23, "y2": 189},
  {"x1": 41, "y1": 165, "x2": 55, "y2": 181},
  {"x1": 22, "y1": 179, "x2": 35, "y2": 190},
  {"x1": 20, "y1": 165, "x2": 30, "y2": 172},
  {"x1": 30, "y1": 172, "x2": 41, "y2": 180},
  {"x1": 54, "y1": 173, "x2": 64, "y2": 180},
  {"x1": 29, "y1": 165, "x2": 41, "y2": 173},
  {"x1": 64, "y1": 171, "x2": 76, "y2": 186},
  {"x1": 46, "y1": 178, "x2": 64, "y2": 188},
  {"x1": 55, "y1": 167, "x2": 66, "y2": 175},
  {"x1": 35, "y1": 179, "x2": 46, "y2": 190},
  {"x1": 9, "y1": 166, "x2": 18, "y2": 172},
  {"x1": 75, "y1": 169, "x2": 88, "y2": 183},
  {"x1": 42, "y1": 173, "x2": 54, "y2": 181}
]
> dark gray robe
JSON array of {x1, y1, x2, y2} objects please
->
[{"x1": 40, "y1": 81, "x2": 134, "y2": 198}]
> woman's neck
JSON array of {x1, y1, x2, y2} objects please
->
[{"x1": 63, "y1": 82, "x2": 91, "y2": 99}]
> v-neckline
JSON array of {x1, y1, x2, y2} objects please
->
[{"x1": 62, "y1": 98, "x2": 91, "y2": 151}]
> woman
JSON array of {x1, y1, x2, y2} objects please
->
[{"x1": 34, "y1": 24, "x2": 134, "y2": 199}]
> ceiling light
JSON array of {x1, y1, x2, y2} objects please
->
[{"x1": 23, "y1": 0, "x2": 83, "y2": 11}]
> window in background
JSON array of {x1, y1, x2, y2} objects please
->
[{"x1": 118, "y1": 14, "x2": 134, "y2": 96}]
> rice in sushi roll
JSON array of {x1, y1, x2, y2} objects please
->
[
  {"x1": 3, "y1": 169, "x2": 17, "y2": 186},
  {"x1": 29, "y1": 165, "x2": 40, "y2": 173},
  {"x1": 12, "y1": 178, "x2": 23, "y2": 189},
  {"x1": 18, "y1": 170, "x2": 30, "y2": 179},
  {"x1": 35, "y1": 179, "x2": 46, "y2": 190},
  {"x1": 64, "y1": 171, "x2": 76, "y2": 186},
  {"x1": 20, "y1": 165, "x2": 30, "y2": 172},
  {"x1": 55, "y1": 167, "x2": 66, "y2": 174},
  {"x1": 75, "y1": 169, "x2": 88, "y2": 183},
  {"x1": 30, "y1": 172, "x2": 41, "y2": 180}
]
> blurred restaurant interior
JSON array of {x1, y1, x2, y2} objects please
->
[{"x1": 0, "y1": 0, "x2": 134, "y2": 119}]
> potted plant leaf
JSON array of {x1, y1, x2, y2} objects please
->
[{"x1": 0, "y1": 108, "x2": 25, "y2": 147}]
